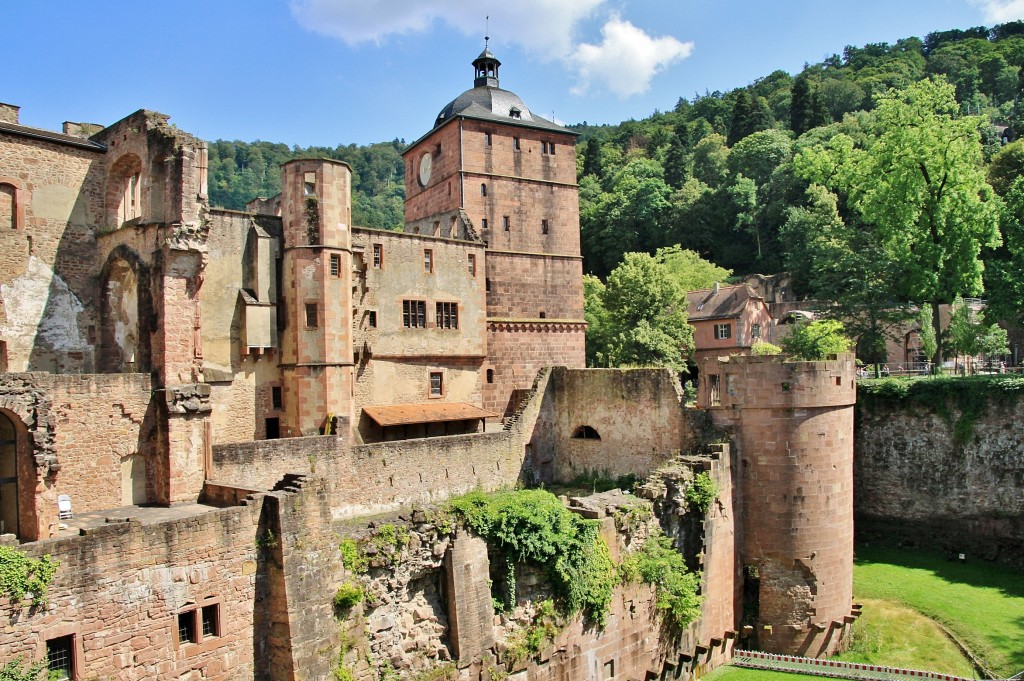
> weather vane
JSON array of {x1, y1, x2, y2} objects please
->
[{"x1": 485, "y1": 16, "x2": 490, "y2": 48}]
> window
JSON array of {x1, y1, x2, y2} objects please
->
[
  {"x1": 513, "y1": 137, "x2": 521, "y2": 151},
  {"x1": 709, "y1": 374, "x2": 722, "y2": 407},
  {"x1": 201, "y1": 604, "x2": 220, "y2": 639},
  {"x1": 550, "y1": 142, "x2": 556, "y2": 155},
  {"x1": 481, "y1": 183, "x2": 487, "y2": 197},
  {"x1": 481, "y1": 218, "x2": 488, "y2": 230},
  {"x1": 176, "y1": 601, "x2": 222, "y2": 648},
  {"x1": 486, "y1": 369, "x2": 494, "y2": 383},
  {"x1": 503, "y1": 216, "x2": 510, "y2": 231},
  {"x1": 429, "y1": 371, "x2": 444, "y2": 397},
  {"x1": 330, "y1": 254, "x2": 340, "y2": 276},
  {"x1": 423, "y1": 249, "x2": 433, "y2": 273},
  {"x1": 368, "y1": 310, "x2": 377, "y2": 328},
  {"x1": 467, "y1": 254, "x2": 476, "y2": 276},
  {"x1": 541, "y1": 219, "x2": 549, "y2": 235},
  {"x1": 178, "y1": 611, "x2": 197, "y2": 644},
  {"x1": 303, "y1": 181, "x2": 316, "y2": 196},
  {"x1": 436, "y1": 302, "x2": 459, "y2": 329},
  {"x1": 305, "y1": 304, "x2": 318, "y2": 329},
  {"x1": 402, "y1": 300, "x2": 426, "y2": 328},
  {"x1": 484, "y1": 132, "x2": 492, "y2": 146},
  {"x1": 485, "y1": 278, "x2": 491, "y2": 292},
  {"x1": 0, "y1": 184, "x2": 15, "y2": 230},
  {"x1": 752, "y1": 323, "x2": 761, "y2": 339},
  {"x1": 372, "y1": 244, "x2": 382, "y2": 268},
  {"x1": 46, "y1": 635, "x2": 75, "y2": 681},
  {"x1": 271, "y1": 387, "x2": 283, "y2": 410},
  {"x1": 572, "y1": 425, "x2": 601, "y2": 440},
  {"x1": 714, "y1": 323, "x2": 731, "y2": 340},
  {"x1": 542, "y1": 141, "x2": 555, "y2": 155},
  {"x1": 541, "y1": 141, "x2": 548, "y2": 154}
]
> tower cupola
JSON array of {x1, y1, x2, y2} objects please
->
[{"x1": 472, "y1": 43, "x2": 501, "y2": 88}]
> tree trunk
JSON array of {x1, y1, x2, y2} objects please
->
[{"x1": 931, "y1": 301, "x2": 943, "y2": 373}]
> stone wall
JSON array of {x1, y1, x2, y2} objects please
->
[
  {"x1": 210, "y1": 432, "x2": 348, "y2": 493},
  {"x1": 483, "y1": 326, "x2": 586, "y2": 417},
  {"x1": 855, "y1": 388, "x2": 1024, "y2": 566},
  {"x1": 1, "y1": 500, "x2": 264, "y2": 680}
]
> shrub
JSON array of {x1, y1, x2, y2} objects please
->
[
  {"x1": 620, "y1": 532, "x2": 702, "y2": 629},
  {"x1": 0, "y1": 659, "x2": 46, "y2": 681},
  {"x1": 684, "y1": 472, "x2": 719, "y2": 514},
  {"x1": 338, "y1": 539, "x2": 368, "y2": 574},
  {"x1": 0, "y1": 547, "x2": 59, "y2": 606},
  {"x1": 333, "y1": 582, "x2": 364, "y2": 611},
  {"x1": 751, "y1": 340, "x2": 782, "y2": 356}
]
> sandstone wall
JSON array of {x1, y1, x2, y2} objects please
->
[{"x1": 855, "y1": 388, "x2": 1024, "y2": 566}]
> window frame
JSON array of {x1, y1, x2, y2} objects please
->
[
  {"x1": 714, "y1": 323, "x2": 732, "y2": 340},
  {"x1": 174, "y1": 599, "x2": 224, "y2": 653},
  {"x1": 429, "y1": 371, "x2": 444, "y2": 398},
  {"x1": 467, "y1": 253, "x2": 476, "y2": 276},
  {"x1": 435, "y1": 302, "x2": 459, "y2": 330},
  {"x1": 423, "y1": 249, "x2": 434, "y2": 274},
  {"x1": 329, "y1": 253, "x2": 341, "y2": 277},
  {"x1": 45, "y1": 634, "x2": 76, "y2": 681},
  {"x1": 513, "y1": 137, "x2": 521, "y2": 151},
  {"x1": 372, "y1": 243, "x2": 383, "y2": 269},
  {"x1": 541, "y1": 219, "x2": 549, "y2": 235},
  {"x1": 503, "y1": 215, "x2": 510, "y2": 231},
  {"x1": 305, "y1": 303, "x2": 319, "y2": 329},
  {"x1": 402, "y1": 300, "x2": 427, "y2": 328}
]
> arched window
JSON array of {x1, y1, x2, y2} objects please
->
[
  {"x1": 571, "y1": 425, "x2": 601, "y2": 440},
  {"x1": 0, "y1": 412, "x2": 21, "y2": 538}
]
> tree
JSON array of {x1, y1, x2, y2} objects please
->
[
  {"x1": 987, "y1": 139, "x2": 1024, "y2": 195},
  {"x1": 663, "y1": 123, "x2": 691, "y2": 189},
  {"x1": 653, "y1": 245, "x2": 732, "y2": 292},
  {"x1": 780, "y1": 320, "x2": 852, "y2": 360},
  {"x1": 946, "y1": 295, "x2": 1009, "y2": 372},
  {"x1": 582, "y1": 137, "x2": 604, "y2": 178},
  {"x1": 790, "y1": 74, "x2": 814, "y2": 136},
  {"x1": 583, "y1": 274, "x2": 613, "y2": 367},
  {"x1": 589, "y1": 253, "x2": 694, "y2": 370},
  {"x1": 984, "y1": 176, "x2": 1024, "y2": 324},
  {"x1": 728, "y1": 90, "x2": 772, "y2": 146},
  {"x1": 793, "y1": 79, "x2": 1002, "y2": 366}
]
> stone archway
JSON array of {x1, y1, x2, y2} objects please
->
[{"x1": 0, "y1": 409, "x2": 37, "y2": 540}]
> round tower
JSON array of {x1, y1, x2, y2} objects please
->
[
  {"x1": 699, "y1": 353, "x2": 857, "y2": 656},
  {"x1": 279, "y1": 159, "x2": 355, "y2": 437}
]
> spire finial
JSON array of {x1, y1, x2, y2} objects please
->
[{"x1": 485, "y1": 16, "x2": 489, "y2": 49}]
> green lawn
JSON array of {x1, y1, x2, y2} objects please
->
[
  {"x1": 702, "y1": 667, "x2": 812, "y2": 681},
  {"x1": 853, "y1": 546, "x2": 1024, "y2": 679}
]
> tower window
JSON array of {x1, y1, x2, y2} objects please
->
[
  {"x1": 330, "y1": 254, "x2": 340, "y2": 276},
  {"x1": 303, "y1": 182, "x2": 315, "y2": 196},
  {"x1": 513, "y1": 137, "x2": 521, "y2": 151},
  {"x1": 271, "y1": 386, "x2": 283, "y2": 410},
  {"x1": 368, "y1": 310, "x2": 377, "y2": 328},
  {"x1": 480, "y1": 183, "x2": 487, "y2": 197},
  {"x1": 484, "y1": 132, "x2": 492, "y2": 146},
  {"x1": 486, "y1": 278, "x2": 491, "y2": 292},
  {"x1": 541, "y1": 219, "x2": 549, "y2": 235},
  {"x1": 503, "y1": 216, "x2": 510, "y2": 231},
  {"x1": 372, "y1": 244, "x2": 382, "y2": 268},
  {"x1": 486, "y1": 369, "x2": 494, "y2": 384},
  {"x1": 305, "y1": 304, "x2": 318, "y2": 329},
  {"x1": 550, "y1": 142, "x2": 556, "y2": 155},
  {"x1": 468, "y1": 254, "x2": 476, "y2": 276},
  {"x1": 481, "y1": 218, "x2": 488, "y2": 230},
  {"x1": 424, "y1": 249, "x2": 433, "y2": 273}
]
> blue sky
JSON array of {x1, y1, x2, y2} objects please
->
[{"x1": 4, "y1": 1, "x2": 1024, "y2": 147}]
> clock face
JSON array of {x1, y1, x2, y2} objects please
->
[{"x1": 418, "y1": 152, "x2": 432, "y2": 187}]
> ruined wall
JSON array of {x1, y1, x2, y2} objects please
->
[
  {"x1": 526, "y1": 367, "x2": 691, "y2": 483},
  {"x1": 483, "y1": 324, "x2": 585, "y2": 417},
  {"x1": 0, "y1": 127, "x2": 104, "y2": 374},
  {"x1": 855, "y1": 387, "x2": 1024, "y2": 567},
  {"x1": 1, "y1": 501, "x2": 263, "y2": 681},
  {"x1": 0, "y1": 372, "x2": 154, "y2": 540},
  {"x1": 210, "y1": 432, "x2": 348, "y2": 493}
]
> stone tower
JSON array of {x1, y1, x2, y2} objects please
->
[
  {"x1": 403, "y1": 47, "x2": 586, "y2": 417},
  {"x1": 279, "y1": 159, "x2": 355, "y2": 437},
  {"x1": 699, "y1": 353, "x2": 857, "y2": 656}
]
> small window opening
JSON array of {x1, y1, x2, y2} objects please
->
[
  {"x1": 372, "y1": 244, "x2": 382, "y2": 269},
  {"x1": 486, "y1": 369, "x2": 494, "y2": 384},
  {"x1": 305, "y1": 303, "x2": 318, "y2": 329},
  {"x1": 481, "y1": 183, "x2": 487, "y2": 197},
  {"x1": 541, "y1": 219, "x2": 549, "y2": 235},
  {"x1": 503, "y1": 216, "x2": 510, "y2": 231},
  {"x1": 485, "y1": 278, "x2": 491, "y2": 292},
  {"x1": 430, "y1": 371, "x2": 444, "y2": 396},
  {"x1": 271, "y1": 387, "x2": 283, "y2": 410},
  {"x1": 424, "y1": 249, "x2": 433, "y2": 273},
  {"x1": 201, "y1": 604, "x2": 220, "y2": 638},
  {"x1": 484, "y1": 132, "x2": 492, "y2": 146},
  {"x1": 709, "y1": 374, "x2": 722, "y2": 406},
  {"x1": 46, "y1": 635, "x2": 74, "y2": 681},
  {"x1": 539, "y1": 311, "x2": 546, "y2": 319},
  {"x1": 368, "y1": 310, "x2": 377, "y2": 328},
  {"x1": 329, "y1": 254, "x2": 340, "y2": 277},
  {"x1": 303, "y1": 182, "x2": 315, "y2": 196},
  {"x1": 468, "y1": 253, "x2": 476, "y2": 276},
  {"x1": 178, "y1": 611, "x2": 197, "y2": 644},
  {"x1": 481, "y1": 218, "x2": 488, "y2": 230},
  {"x1": 572, "y1": 425, "x2": 601, "y2": 440}
]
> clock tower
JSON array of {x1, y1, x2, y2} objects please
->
[{"x1": 403, "y1": 47, "x2": 586, "y2": 417}]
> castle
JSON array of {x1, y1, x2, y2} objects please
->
[{"x1": 0, "y1": 51, "x2": 856, "y2": 680}]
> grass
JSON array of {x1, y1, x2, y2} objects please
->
[
  {"x1": 834, "y1": 598, "x2": 975, "y2": 676},
  {"x1": 702, "y1": 667, "x2": 813, "y2": 681},
  {"x1": 853, "y1": 546, "x2": 1024, "y2": 679}
]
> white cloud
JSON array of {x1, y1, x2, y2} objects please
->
[
  {"x1": 289, "y1": 0, "x2": 604, "y2": 59},
  {"x1": 289, "y1": 0, "x2": 692, "y2": 98},
  {"x1": 572, "y1": 17, "x2": 693, "y2": 98},
  {"x1": 970, "y1": 0, "x2": 1024, "y2": 22}
]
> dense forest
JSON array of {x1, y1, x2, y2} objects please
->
[{"x1": 207, "y1": 21, "x2": 1024, "y2": 365}]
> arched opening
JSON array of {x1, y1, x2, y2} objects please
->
[
  {"x1": 0, "y1": 410, "x2": 35, "y2": 540},
  {"x1": 571, "y1": 425, "x2": 601, "y2": 440},
  {"x1": 106, "y1": 153, "x2": 143, "y2": 228},
  {"x1": 99, "y1": 249, "x2": 149, "y2": 373}
]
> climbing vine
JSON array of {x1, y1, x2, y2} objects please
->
[
  {"x1": 0, "y1": 546, "x2": 59, "y2": 606},
  {"x1": 619, "y1": 532, "x2": 702, "y2": 630},
  {"x1": 0, "y1": 658, "x2": 46, "y2": 681},
  {"x1": 448, "y1": 489, "x2": 618, "y2": 625}
]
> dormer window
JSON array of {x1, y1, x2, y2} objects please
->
[{"x1": 510, "y1": 107, "x2": 521, "y2": 119}]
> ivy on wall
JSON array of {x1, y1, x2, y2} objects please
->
[{"x1": 0, "y1": 546, "x2": 58, "y2": 607}]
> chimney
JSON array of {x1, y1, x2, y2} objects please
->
[
  {"x1": 714, "y1": 282, "x2": 720, "y2": 295},
  {"x1": 0, "y1": 103, "x2": 20, "y2": 125}
]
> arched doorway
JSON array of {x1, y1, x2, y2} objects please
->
[{"x1": 0, "y1": 412, "x2": 21, "y2": 537}]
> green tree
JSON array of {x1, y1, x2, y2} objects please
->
[
  {"x1": 780, "y1": 320, "x2": 852, "y2": 360},
  {"x1": 597, "y1": 253, "x2": 694, "y2": 370},
  {"x1": 985, "y1": 177, "x2": 1024, "y2": 325},
  {"x1": 946, "y1": 295, "x2": 1009, "y2": 371},
  {"x1": 728, "y1": 90, "x2": 773, "y2": 146},
  {"x1": 583, "y1": 274, "x2": 613, "y2": 367},
  {"x1": 794, "y1": 79, "x2": 1002, "y2": 366},
  {"x1": 653, "y1": 245, "x2": 732, "y2": 292},
  {"x1": 790, "y1": 74, "x2": 814, "y2": 136},
  {"x1": 987, "y1": 139, "x2": 1024, "y2": 195}
]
